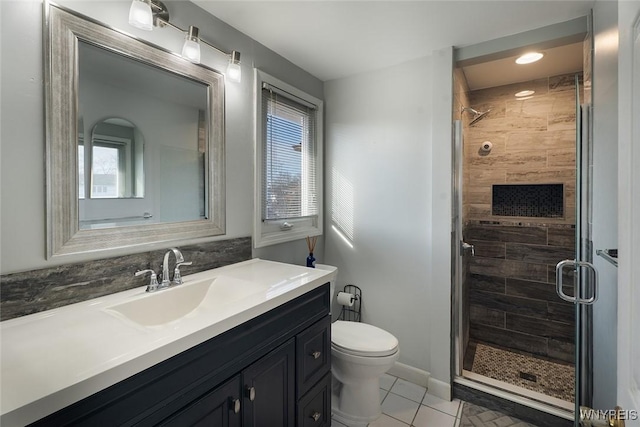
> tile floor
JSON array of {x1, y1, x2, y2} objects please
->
[
  {"x1": 331, "y1": 373, "x2": 462, "y2": 427},
  {"x1": 331, "y1": 374, "x2": 539, "y2": 427},
  {"x1": 458, "y1": 402, "x2": 538, "y2": 427}
]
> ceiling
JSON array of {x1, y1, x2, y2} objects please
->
[
  {"x1": 193, "y1": 1, "x2": 594, "y2": 83},
  {"x1": 462, "y1": 41, "x2": 584, "y2": 90}
]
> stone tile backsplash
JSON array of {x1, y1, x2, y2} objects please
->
[{"x1": 0, "y1": 237, "x2": 252, "y2": 321}]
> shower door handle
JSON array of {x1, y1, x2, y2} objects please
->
[
  {"x1": 555, "y1": 259, "x2": 599, "y2": 304},
  {"x1": 461, "y1": 241, "x2": 475, "y2": 257}
]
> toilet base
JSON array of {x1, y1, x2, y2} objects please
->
[
  {"x1": 332, "y1": 377, "x2": 383, "y2": 426},
  {"x1": 332, "y1": 407, "x2": 379, "y2": 427}
]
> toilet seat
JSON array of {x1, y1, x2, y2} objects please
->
[{"x1": 331, "y1": 320, "x2": 398, "y2": 357}]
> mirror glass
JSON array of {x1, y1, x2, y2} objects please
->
[
  {"x1": 77, "y1": 41, "x2": 208, "y2": 230},
  {"x1": 46, "y1": 4, "x2": 225, "y2": 258}
]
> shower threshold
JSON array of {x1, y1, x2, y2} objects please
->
[
  {"x1": 462, "y1": 370, "x2": 574, "y2": 412},
  {"x1": 453, "y1": 375, "x2": 575, "y2": 426}
]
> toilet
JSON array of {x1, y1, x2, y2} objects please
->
[{"x1": 315, "y1": 264, "x2": 400, "y2": 427}]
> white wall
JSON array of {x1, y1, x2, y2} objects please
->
[
  {"x1": 0, "y1": 0, "x2": 323, "y2": 274},
  {"x1": 591, "y1": 0, "x2": 619, "y2": 410},
  {"x1": 616, "y1": 0, "x2": 640, "y2": 418},
  {"x1": 324, "y1": 56, "x2": 436, "y2": 385},
  {"x1": 429, "y1": 47, "x2": 454, "y2": 399}
]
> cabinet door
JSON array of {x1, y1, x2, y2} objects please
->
[
  {"x1": 243, "y1": 339, "x2": 295, "y2": 427},
  {"x1": 160, "y1": 375, "x2": 242, "y2": 427}
]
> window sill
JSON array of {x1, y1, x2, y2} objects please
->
[{"x1": 254, "y1": 219, "x2": 322, "y2": 248}]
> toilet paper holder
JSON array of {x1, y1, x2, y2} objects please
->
[{"x1": 338, "y1": 284, "x2": 362, "y2": 322}]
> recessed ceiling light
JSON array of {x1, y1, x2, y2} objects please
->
[
  {"x1": 515, "y1": 52, "x2": 544, "y2": 64},
  {"x1": 515, "y1": 90, "x2": 535, "y2": 97}
]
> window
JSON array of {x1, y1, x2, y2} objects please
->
[
  {"x1": 254, "y1": 70, "x2": 323, "y2": 248},
  {"x1": 91, "y1": 144, "x2": 122, "y2": 198}
]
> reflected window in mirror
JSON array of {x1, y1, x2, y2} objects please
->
[{"x1": 89, "y1": 118, "x2": 144, "y2": 199}]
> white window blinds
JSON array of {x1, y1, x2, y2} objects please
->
[{"x1": 262, "y1": 85, "x2": 318, "y2": 221}]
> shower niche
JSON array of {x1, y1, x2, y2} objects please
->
[{"x1": 492, "y1": 183, "x2": 564, "y2": 218}]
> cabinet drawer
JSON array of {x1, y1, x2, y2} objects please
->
[
  {"x1": 297, "y1": 373, "x2": 331, "y2": 427},
  {"x1": 296, "y1": 316, "x2": 331, "y2": 397}
]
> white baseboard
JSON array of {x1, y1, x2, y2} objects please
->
[
  {"x1": 427, "y1": 377, "x2": 452, "y2": 401},
  {"x1": 387, "y1": 362, "x2": 452, "y2": 401},
  {"x1": 387, "y1": 362, "x2": 430, "y2": 388}
]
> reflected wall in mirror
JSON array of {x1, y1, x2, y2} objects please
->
[{"x1": 46, "y1": 3, "x2": 225, "y2": 257}]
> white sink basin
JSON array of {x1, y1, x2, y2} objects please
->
[{"x1": 104, "y1": 276, "x2": 265, "y2": 327}]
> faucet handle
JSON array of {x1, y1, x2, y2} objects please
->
[
  {"x1": 135, "y1": 269, "x2": 159, "y2": 292},
  {"x1": 173, "y1": 261, "x2": 193, "y2": 286}
]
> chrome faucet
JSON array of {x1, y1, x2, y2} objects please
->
[
  {"x1": 159, "y1": 248, "x2": 192, "y2": 289},
  {"x1": 135, "y1": 248, "x2": 193, "y2": 292}
]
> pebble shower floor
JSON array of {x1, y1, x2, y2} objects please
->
[{"x1": 471, "y1": 343, "x2": 575, "y2": 402}]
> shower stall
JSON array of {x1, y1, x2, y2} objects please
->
[{"x1": 451, "y1": 20, "x2": 596, "y2": 424}]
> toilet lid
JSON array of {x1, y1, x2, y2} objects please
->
[{"x1": 331, "y1": 321, "x2": 399, "y2": 357}]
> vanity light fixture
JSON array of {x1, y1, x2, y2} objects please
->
[
  {"x1": 128, "y1": 0, "x2": 153, "y2": 31},
  {"x1": 181, "y1": 26, "x2": 201, "y2": 64},
  {"x1": 515, "y1": 52, "x2": 544, "y2": 64},
  {"x1": 127, "y1": 0, "x2": 241, "y2": 81}
]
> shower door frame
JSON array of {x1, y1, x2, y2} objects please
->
[{"x1": 452, "y1": 120, "x2": 465, "y2": 378}]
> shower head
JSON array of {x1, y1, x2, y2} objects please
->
[{"x1": 461, "y1": 106, "x2": 491, "y2": 126}]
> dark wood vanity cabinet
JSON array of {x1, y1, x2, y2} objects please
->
[
  {"x1": 31, "y1": 284, "x2": 331, "y2": 427},
  {"x1": 162, "y1": 340, "x2": 295, "y2": 427}
]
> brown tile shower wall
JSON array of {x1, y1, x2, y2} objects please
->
[
  {"x1": 464, "y1": 73, "x2": 581, "y2": 224},
  {"x1": 462, "y1": 73, "x2": 580, "y2": 364},
  {"x1": 465, "y1": 223, "x2": 576, "y2": 363}
]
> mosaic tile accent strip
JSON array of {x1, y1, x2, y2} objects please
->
[
  {"x1": 471, "y1": 343, "x2": 575, "y2": 402},
  {"x1": 460, "y1": 402, "x2": 539, "y2": 427},
  {"x1": 492, "y1": 184, "x2": 564, "y2": 218}
]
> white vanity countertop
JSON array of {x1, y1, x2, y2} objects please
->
[{"x1": 0, "y1": 259, "x2": 334, "y2": 426}]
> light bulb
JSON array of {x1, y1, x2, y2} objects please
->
[
  {"x1": 515, "y1": 90, "x2": 535, "y2": 97},
  {"x1": 515, "y1": 52, "x2": 544, "y2": 65},
  {"x1": 128, "y1": 0, "x2": 153, "y2": 31},
  {"x1": 227, "y1": 51, "x2": 241, "y2": 83},
  {"x1": 182, "y1": 40, "x2": 200, "y2": 63},
  {"x1": 227, "y1": 62, "x2": 241, "y2": 83},
  {"x1": 181, "y1": 26, "x2": 201, "y2": 64}
]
